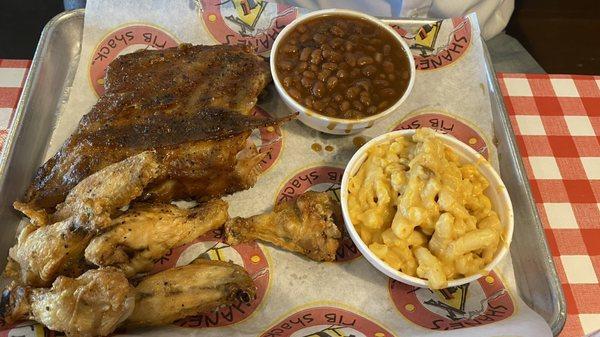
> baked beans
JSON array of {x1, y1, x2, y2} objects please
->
[{"x1": 276, "y1": 15, "x2": 411, "y2": 119}]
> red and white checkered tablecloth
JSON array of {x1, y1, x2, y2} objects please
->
[
  {"x1": 0, "y1": 60, "x2": 30, "y2": 149},
  {"x1": 497, "y1": 73, "x2": 600, "y2": 337},
  {"x1": 0, "y1": 60, "x2": 598, "y2": 336}
]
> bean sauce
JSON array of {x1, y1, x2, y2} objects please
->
[{"x1": 276, "y1": 15, "x2": 411, "y2": 119}]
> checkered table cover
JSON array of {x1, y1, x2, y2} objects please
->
[
  {"x1": 498, "y1": 73, "x2": 600, "y2": 337},
  {"x1": 0, "y1": 60, "x2": 30, "y2": 149},
  {"x1": 0, "y1": 60, "x2": 598, "y2": 336}
]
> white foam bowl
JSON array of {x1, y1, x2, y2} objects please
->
[
  {"x1": 270, "y1": 9, "x2": 415, "y2": 135},
  {"x1": 340, "y1": 129, "x2": 514, "y2": 288}
]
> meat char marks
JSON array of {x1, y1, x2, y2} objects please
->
[{"x1": 18, "y1": 44, "x2": 277, "y2": 216}]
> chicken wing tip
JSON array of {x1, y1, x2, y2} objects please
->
[{"x1": 0, "y1": 282, "x2": 30, "y2": 325}]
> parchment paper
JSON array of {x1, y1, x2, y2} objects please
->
[{"x1": 2, "y1": 1, "x2": 553, "y2": 336}]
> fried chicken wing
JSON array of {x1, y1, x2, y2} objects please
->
[
  {"x1": 6, "y1": 152, "x2": 163, "y2": 286},
  {"x1": 19, "y1": 44, "x2": 276, "y2": 214},
  {"x1": 1, "y1": 268, "x2": 135, "y2": 337},
  {"x1": 85, "y1": 199, "x2": 229, "y2": 277},
  {"x1": 224, "y1": 191, "x2": 342, "y2": 261},
  {"x1": 14, "y1": 151, "x2": 161, "y2": 227},
  {"x1": 51, "y1": 151, "x2": 162, "y2": 226},
  {"x1": 124, "y1": 258, "x2": 255, "y2": 328},
  {"x1": 2, "y1": 260, "x2": 254, "y2": 336}
]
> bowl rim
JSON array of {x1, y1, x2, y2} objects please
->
[
  {"x1": 270, "y1": 8, "x2": 416, "y2": 125},
  {"x1": 340, "y1": 129, "x2": 515, "y2": 288}
]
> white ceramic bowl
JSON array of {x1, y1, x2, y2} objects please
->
[
  {"x1": 270, "y1": 9, "x2": 415, "y2": 135},
  {"x1": 340, "y1": 129, "x2": 514, "y2": 288}
]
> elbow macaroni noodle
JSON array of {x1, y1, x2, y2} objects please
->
[{"x1": 348, "y1": 128, "x2": 503, "y2": 289}]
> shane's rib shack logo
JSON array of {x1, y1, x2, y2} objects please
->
[
  {"x1": 150, "y1": 228, "x2": 269, "y2": 328},
  {"x1": 276, "y1": 166, "x2": 360, "y2": 262},
  {"x1": 389, "y1": 271, "x2": 514, "y2": 330},
  {"x1": 390, "y1": 17, "x2": 471, "y2": 70},
  {"x1": 89, "y1": 25, "x2": 178, "y2": 95},
  {"x1": 200, "y1": 0, "x2": 298, "y2": 54},
  {"x1": 260, "y1": 306, "x2": 395, "y2": 337},
  {"x1": 393, "y1": 112, "x2": 490, "y2": 159},
  {"x1": 251, "y1": 107, "x2": 283, "y2": 172}
]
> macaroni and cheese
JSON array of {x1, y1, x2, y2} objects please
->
[{"x1": 347, "y1": 128, "x2": 503, "y2": 289}]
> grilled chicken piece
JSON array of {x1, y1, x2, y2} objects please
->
[
  {"x1": 85, "y1": 199, "x2": 229, "y2": 277},
  {"x1": 2, "y1": 260, "x2": 254, "y2": 336},
  {"x1": 225, "y1": 191, "x2": 342, "y2": 262},
  {"x1": 6, "y1": 152, "x2": 162, "y2": 286},
  {"x1": 19, "y1": 43, "x2": 275, "y2": 213},
  {"x1": 0, "y1": 268, "x2": 135, "y2": 337},
  {"x1": 124, "y1": 258, "x2": 255, "y2": 328}
]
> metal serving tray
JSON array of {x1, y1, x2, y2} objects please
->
[{"x1": 0, "y1": 10, "x2": 566, "y2": 335}]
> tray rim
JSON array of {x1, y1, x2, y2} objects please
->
[
  {"x1": 480, "y1": 42, "x2": 567, "y2": 335},
  {"x1": 0, "y1": 9, "x2": 85, "y2": 190},
  {"x1": 0, "y1": 9, "x2": 566, "y2": 336}
]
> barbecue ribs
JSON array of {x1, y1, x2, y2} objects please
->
[{"x1": 17, "y1": 44, "x2": 277, "y2": 215}]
